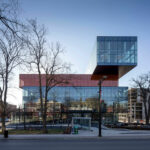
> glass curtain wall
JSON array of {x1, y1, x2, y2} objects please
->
[
  {"x1": 97, "y1": 36, "x2": 137, "y2": 65},
  {"x1": 23, "y1": 86, "x2": 128, "y2": 110}
]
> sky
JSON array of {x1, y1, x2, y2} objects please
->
[{"x1": 7, "y1": 0, "x2": 150, "y2": 106}]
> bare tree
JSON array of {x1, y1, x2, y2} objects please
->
[
  {"x1": 41, "y1": 44, "x2": 71, "y2": 132},
  {"x1": 0, "y1": 0, "x2": 27, "y2": 133},
  {"x1": 25, "y1": 19, "x2": 46, "y2": 132},
  {"x1": 132, "y1": 72, "x2": 150, "y2": 124},
  {"x1": 0, "y1": 30, "x2": 25, "y2": 133},
  {"x1": 0, "y1": 0, "x2": 24, "y2": 37},
  {"x1": 26, "y1": 19, "x2": 71, "y2": 133}
]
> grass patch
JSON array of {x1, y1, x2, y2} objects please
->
[{"x1": 0, "y1": 128, "x2": 64, "y2": 135}]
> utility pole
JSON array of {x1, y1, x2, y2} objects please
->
[
  {"x1": 98, "y1": 76, "x2": 107, "y2": 137},
  {"x1": 23, "y1": 104, "x2": 26, "y2": 130},
  {"x1": 19, "y1": 106, "x2": 20, "y2": 123},
  {"x1": 98, "y1": 80, "x2": 102, "y2": 137}
]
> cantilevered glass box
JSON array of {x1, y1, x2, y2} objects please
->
[{"x1": 87, "y1": 36, "x2": 137, "y2": 80}]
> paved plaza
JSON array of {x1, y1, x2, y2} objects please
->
[{"x1": 1, "y1": 126, "x2": 150, "y2": 139}]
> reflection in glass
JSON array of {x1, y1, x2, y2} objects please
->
[{"x1": 97, "y1": 37, "x2": 137, "y2": 65}]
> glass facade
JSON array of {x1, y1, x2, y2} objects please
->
[
  {"x1": 23, "y1": 86, "x2": 128, "y2": 110},
  {"x1": 97, "y1": 36, "x2": 137, "y2": 65},
  {"x1": 86, "y1": 36, "x2": 137, "y2": 75},
  {"x1": 86, "y1": 43, "x2": 97, "y2": 74}
]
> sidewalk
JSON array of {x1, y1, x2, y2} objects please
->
[
  {"x1": 1, "y1": 127, "x2": 150, "y2": 140},
  {"x1": 1, "y1": 134, "x2": 150, "y2": 140}
]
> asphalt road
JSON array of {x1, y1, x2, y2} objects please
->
[{"x1": 0, "y1": 138, "x2": 150, "y2": 150}]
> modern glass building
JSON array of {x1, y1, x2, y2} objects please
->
[{"x1": 19, "y1": 36, "x2": 137, "y2": 123}]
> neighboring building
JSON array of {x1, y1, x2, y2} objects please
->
[
  {"x1": 0, "y1": 102, "x2": 17, "y2": 121},
  {"x1": 118, "y1": 113, "x2": 128, "y2": 123},
  {"x1": 128, "y1": 88, "x2": 144, "y2": 123},
  {"x1": 19, "y1": 36, "x2": 137, "y2": 123}
]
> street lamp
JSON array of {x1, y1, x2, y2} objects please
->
[{"x1": 98, "y1": 75, "x2": 107, "y2": 137}]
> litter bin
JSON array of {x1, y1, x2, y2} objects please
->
[
  {"x1": 4, "y1": 130, "x2": 8, "y2": 138},
  {"x1": 74, "y1": 126, "x2": 78, "y2": 134}
]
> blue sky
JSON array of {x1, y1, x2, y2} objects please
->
[
  {"x1": 11, "y1": 0, "x2": 150, "y2": 105},
  {"x1": 20, "y1": 0, "x2": 150, "y2": 85}
]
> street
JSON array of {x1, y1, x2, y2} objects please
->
[{"x1": 0, "y1": 138, "x2": 150, "y2": 150}]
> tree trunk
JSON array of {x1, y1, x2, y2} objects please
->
[
  {"x1": 146, "y1": 96, "x2": 150, "y2": 125},
  {"x1": 67, "y1": 111, "x2": 70, "y2": 127},
  {"x1": 43, "y1": 115, "x2": 47, "y2": 133},
  {"x1": 2, "y1": 108, "x2": 6, "y2": 133},
  {"x1": 143, "y1": 100, "x2": 149, "y2": 125},
  {"x1": 43, "y1": 87, "x2": 48, "y2": 133},
  {"x1": 37, "y1": 65, "x2": 44, "y2": 131},
  {"x1": 23, "y1": 104, "x2": 26, "y2": 130},
  {"x1": 146, "y1": 116, "x2": 149, "y2": 125},
  {"x1": 53, "y1": 101, "x2": 56, "y2": 125},
  {"x1": 1, "y1": 113, "x2": 6, "y2": 133},
  {"x1": 2, "y1": 65, "x2": 8, "y2": 133},
  {"x1": 43, "y1": 103, "x2": 47, "y2": 133}
]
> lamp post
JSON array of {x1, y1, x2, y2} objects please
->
[
  {"x1": 98, "y1": 75, "x2": 107, "y2": 137},
  {"x1": 23, "y1": 103, "x2": 26, "y2": 130}
]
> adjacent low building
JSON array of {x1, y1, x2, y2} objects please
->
[
  {"x1": 128, "y1": 88, "x2": 144, "y2": 123},
  {"x1": 0, "y1": 102, "x2": 17, "y2": 121}
]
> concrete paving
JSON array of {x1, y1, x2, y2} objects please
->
[
  {"x1": 1, "y1": 125, "x2": 150, "y2": 139},
  {"x1": 90, "y1": 126, "x2": 150, "y2": 137}
]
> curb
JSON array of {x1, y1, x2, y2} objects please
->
[{"x1": 1, "y1": 134, "x2": 150, "y2": 140}]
